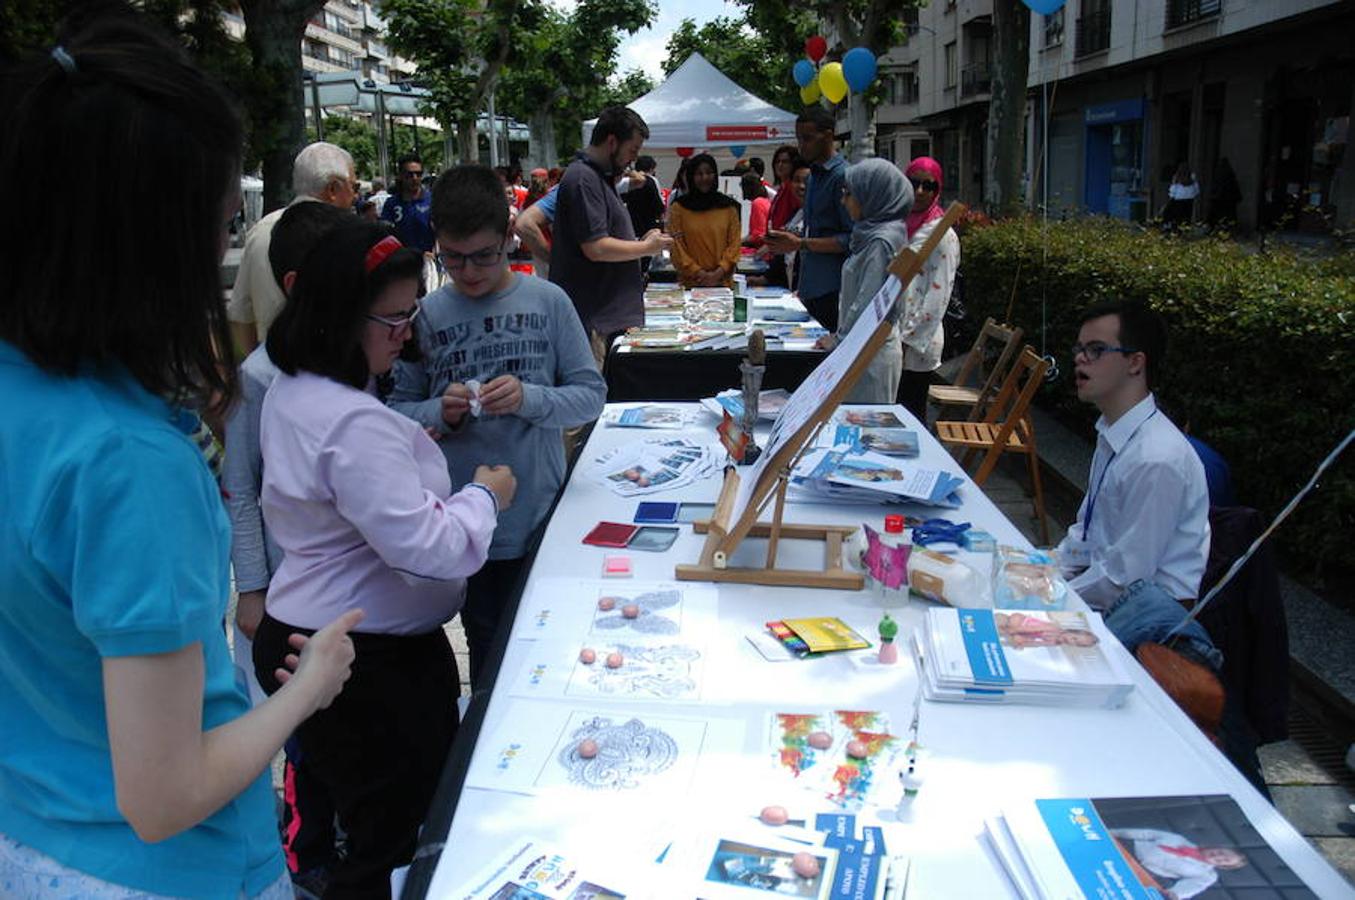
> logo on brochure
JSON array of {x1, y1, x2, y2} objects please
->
[
  {"x1": 528, "y1": 663, "x2": 547, "y2": 685},
  {"x1": 519, "y1": 854, "x2": 568, "y2": 890},
  {"x1": 533, "y1": 609, "x2": 551, "y2": 628},
  {"x1": 496, "y1": 742, "x2": 523, "y2": 771},
  {"x1": 1068, "y1": 807, "x2": 1103, "y2": 841}
]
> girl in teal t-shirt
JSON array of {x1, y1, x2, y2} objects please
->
[{"x1": 0, "y1": 10, "x2": 362, "y2": 899}]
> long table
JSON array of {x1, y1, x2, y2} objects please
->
[
  {"x1": 409, "y1": 404, "x2": 1353, "y2": 898},
  {"x1": 604, "y1": 348, "x2": 824, "y2": 402},
  {"x1": 606, "y1": 290, "x2": 825, "y2": 401}
]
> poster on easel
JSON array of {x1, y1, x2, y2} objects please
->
[{"x1": 675, "y1": 203, "x2": 968, "y2": 591}]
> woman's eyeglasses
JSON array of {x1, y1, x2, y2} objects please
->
[
  {"x1": 366, "y1": 302, "x2": 421, "y2": 338},
  {"x1": 909, "y1": 178, "x2": 939, "y2": 192}
]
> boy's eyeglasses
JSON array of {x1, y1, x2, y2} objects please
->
[
  {"x1": 435, "y1": 239, "x2": 507, "y2": 271},
  {"x1": 366, "y1": 302, "x2": 421, "y2": 338},
  {"x1": 1071, "y1": 341, "x2": 1138, "y2": 362}
]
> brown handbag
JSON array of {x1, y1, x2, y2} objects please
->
[{"x1": 1135, "y1": 642, "x2": 1226, "y2": 744}]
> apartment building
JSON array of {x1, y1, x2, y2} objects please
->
[
  {"x1": 222, "y1": 1, "x2": 416, "y2": 85},
  {"x1": 870, "y1": 0, "x2": 1354, "y2": 231}
]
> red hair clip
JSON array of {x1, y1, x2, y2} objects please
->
[{"x1": 364, "y1": 235, "x2": 403, "y2": 274}]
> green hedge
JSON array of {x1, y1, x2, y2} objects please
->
[{"x1": 957, "y1": 217, "x2": 1355, "y2": 580}]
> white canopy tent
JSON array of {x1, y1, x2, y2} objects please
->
[{"x1": 582, "y1": 52, "x2": 797, "y2": 150}]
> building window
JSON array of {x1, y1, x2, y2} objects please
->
[
  {"x1": 944, "y1": 42, "x2": 957, "y2": 88},
  {"x1": 1165, "y1": 0, "x2": 1221, "y2": 28},
  {"x1": 1076, "y1": 0, "x2": 1111, "y2": 56},
  {"x1": 961, "y1": 61, "x2": 992, "y2": 97},
  {"x1": 961, "y1": 34, "x2": 991, "y2": 98},
  {"x1": 1044, "y1": 9, "x2": 1065, "y2": 47},
  {"x1": 899, "y1": 71, "x2": 919, "y2": 104}
]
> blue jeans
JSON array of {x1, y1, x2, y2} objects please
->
[{"x1": 1104, "y1": 579, "x2": 1223, "y2": 671}]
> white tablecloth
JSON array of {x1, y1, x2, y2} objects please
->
[{"x1": 425, "y1": 403, "x2": 1353, "y2": 899}]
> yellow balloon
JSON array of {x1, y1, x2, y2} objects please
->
[
  {"x1": 800, "y1": 78, "x2": 822, "y2": 105},
  {"x1": 819, "y1": 61, "x2": 847, "y2": 103}
]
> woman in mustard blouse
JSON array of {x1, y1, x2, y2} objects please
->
[{"x1": 668, "y1": 153, "x2": 742, "y2": 287}]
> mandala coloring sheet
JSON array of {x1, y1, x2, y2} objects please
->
[
  {"x1": 509, "y1": 578, "x2": 719, "y2": 642},
  {"x1": 464, "y1": 702, "x2": 744, "y2": 798},
  {"x1": 507, "y1": 638, "x2": 709, "y2": 703}
]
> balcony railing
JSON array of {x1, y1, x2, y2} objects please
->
[
  {"x1": 1076, "y1": 9, "x2": 1111, "y2": 56},
  {"x1": 960, "y1": 62, "x2": 991, "y2": 98},
  {"x1": 1165, "y1": 0, "x2": 1221, "y2": 29}
]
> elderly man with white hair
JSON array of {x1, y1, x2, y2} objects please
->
[{"x1": 227, "y1": 142, "x2": 356, "y2": 354}]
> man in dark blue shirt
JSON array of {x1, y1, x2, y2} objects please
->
[
  {"x1": 380, "y1": 152, "x2": 434, "y2": 252},
  {"x1": 764, "y1": 106, "x2": 851, "y2": 332},
  {"x1": 550, "y1": 107, "x2": 671, "y2": 365}
]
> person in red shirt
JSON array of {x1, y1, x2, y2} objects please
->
[
  {"x1": 741, "y1": 172, "x2": 772, "y2": 249},
  {"x1": 767, "y1": 144, "x2": 803, "y2": 230}
]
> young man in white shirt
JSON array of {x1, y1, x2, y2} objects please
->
[{"x1": 1056, "y1": 300, "x2": 1219, "y2": 668}]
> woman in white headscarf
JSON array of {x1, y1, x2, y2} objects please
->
[{"x1": 817, "y1": 158, "x2": 913, "y2": 403}]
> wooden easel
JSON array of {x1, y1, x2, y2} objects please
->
[{"x1": 676, "y1": 202, "x2": 968, "y2": 590}]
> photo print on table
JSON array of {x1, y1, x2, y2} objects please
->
[{"x1": 840, "y1": 410, "x2": 905, "y2": 429}]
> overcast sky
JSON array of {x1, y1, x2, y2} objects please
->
[{"x1": 549, "y1": 0, "x2": 740, "y2": 82}]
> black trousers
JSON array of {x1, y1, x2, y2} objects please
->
[
  {"x1": 280, "y1": 733, "x2": 337, "y2": 876},
  {"x1": 460, "y1": 556, "x2": 527, "y2": 691},
  {"x1": 254, "y1": 613, "x2": 459, "y2": 899},
  {"x1": 801, "y1": 291, "x2": 839, "y2": 334},
  {"x1": 897, "y1": 370, "x2": 932, "y2": 423}
]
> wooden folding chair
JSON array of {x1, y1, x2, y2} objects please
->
[
  {"x1": 928, "y1": 317, "x2": 1024, "y2": 421},
  {"x1": 935, "y1": 346, "x2": 1049, "y2": 544}
]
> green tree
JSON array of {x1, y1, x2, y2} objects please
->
[
  {"x1": 382, "y1": 0, "x2": 541, "y2": 164},
  {"x1": 2, "y1": 0, "x2": 273, "y2": 185},
  {"x1": 237, "y1": 0, "x2": 328, "y2": 211},
  {"x1": 307, "y1": 116, "x2": 443, "y2": 179},
  {"x1": 307, "y1": 117, "x2": 377, "y2": 179},
  {"x1": 737, "y1": 0, "x2": 917, "y2": 160},
  {"x1": 497, "y1": 0, "x2": 654, "y2": 169},
  {"x1": 598, "y1": 68, "x2": 656, "y2": 109},
  {"x1": 662, "y1": 15, "x2": 800, "y2": 114}
]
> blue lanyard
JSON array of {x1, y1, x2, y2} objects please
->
[
  {"x1": 803, "y1": 170, "x2": 815, "y2": 239},
  {"x1": 1082, "y1": 409, "x2": 1157, "y2": 535}
]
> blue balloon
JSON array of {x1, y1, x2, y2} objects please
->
[
  {"x1": 842, "y1": 47, "x2": 878, "y2": 93},
  {"x1": 729, "y1": 145, "x2": 747, "y2": 159},
  {"x1": 792, "y1": 59, "x2": 816, "y2": 88},
  {"x1": 1021, "y1": 0, "x2": 1066, "y2": 14}
]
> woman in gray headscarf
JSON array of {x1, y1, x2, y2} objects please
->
[{"x1": 817, "y1": 158, "x2": 913, "y2": 403}]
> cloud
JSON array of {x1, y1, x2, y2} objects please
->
[
  {"x1": 617, "y1": 32, "x2": 672, "y2": 81},
  {"x1": 615, "y1": 0, "x2": 737, "y2": 82}
]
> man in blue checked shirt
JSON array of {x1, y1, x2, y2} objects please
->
[{"x1": 763, "y1": 106, "x2": 852, "y2": 333}]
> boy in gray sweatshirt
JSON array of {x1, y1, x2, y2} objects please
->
[{"x1": 387, "y1": 164, "x2": 606, "y2": 688}]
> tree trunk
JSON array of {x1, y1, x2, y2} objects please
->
[
  {"x1": 986, "y1": 0, "x2": 1030, "y2": 217},
  {"x1": 527, "y1": 108, "x2": 558, "y2": 171},
  {"x1": 847, "y1": 94, "x2": 875, "y2": 163},
  {"x1": 457, "y1": 113, "x2": 478, "y2": 164},
  {"x1": 240, "y1": 0, "x2": 325, "y2": 213}
]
